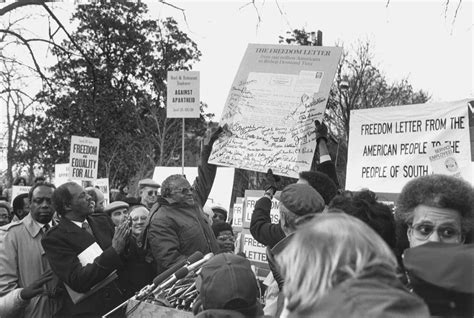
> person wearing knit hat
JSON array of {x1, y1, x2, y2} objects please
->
[
  {"x1": 104, "y1": 201, "x2": 129, "y2": 226},
  {"x1": 194, "y1": 253, "x2": 264, "y2": 317}
]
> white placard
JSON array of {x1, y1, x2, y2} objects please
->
[
  {"x1": 11, "y1": 186, "x2": 31, "y2": 203},
  {"x1": 209, "y1": 44, "x2": 342, "y2": 177},
  {"x1": 346, "y1": 99, "x2": 472, "y2": 194},
  {"x1": 243, "y1": 190, "x2": 280, "y2": 229},
  {"x1": 232, "y1": 197, "x2": 243, "y2": 229},
  {"x1": 69, "y1": 136, "x2": 100, "y2": 180},
  {"x1": 167, "y1": 71, "x2": 200, "y2": 118}
]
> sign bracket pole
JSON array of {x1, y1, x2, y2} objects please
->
[{"x1": 182, "y1": 118, "x2": 185, "y2": 175}]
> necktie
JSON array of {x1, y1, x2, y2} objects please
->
[
  {"x1": 42, "y1": 224, "x2": 50, "y2": 236},
  {"x1": 82, "y1": 222, "x2": 94, "y2": 236}
]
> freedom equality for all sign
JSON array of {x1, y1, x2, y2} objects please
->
[
  {"x1": 345, "y1": 99, "x2": 472, "y2": 196},
  {"x1": 209, "y1": 44, "x2": 342, "y2": 178},
  {"x1": 69, "y1": 136, "x2": 100, "y2": 180}
]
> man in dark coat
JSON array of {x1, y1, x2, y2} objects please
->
[
  {"x1": 147, "y1": 127, "x2": 223, "y2": 274},
  {"x1": 42, "y1": 182, "x2": 130, "y2": 318}
]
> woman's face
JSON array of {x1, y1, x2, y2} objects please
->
[
  {"x1": 407, "y1": 204, "x2": 463, "y2": 248},
  {"x1": 216, "y1": 230, "x2": 235, "y2": 253},
  {"x1": 130, "y1": 207, "x2": 149, "y2": 236}
]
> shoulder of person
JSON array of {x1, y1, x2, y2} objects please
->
[{"x1": 0, "y1": 220, "x2": 23, "y2": 233}]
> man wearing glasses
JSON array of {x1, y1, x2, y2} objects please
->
[
  {"x1": 138, "y1": 179, "x2": 160, "y2": 210},
  {"x1": 147, "y1": 127, "x2": 223, "y2": 274}
]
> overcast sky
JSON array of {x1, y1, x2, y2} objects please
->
[{"x1": 2, "y1": 0, "x2": 473, "y2": 120}]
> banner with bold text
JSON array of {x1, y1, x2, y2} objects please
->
[
  {"x1": 346, "y1": 99, "x2": 473, "y2": 195},
  {"x1": 209, "y1": 44, "x2": 342, "y2": 177},
  {"x1": 69, "y1": 136, "x2": 100, "y2": 180}
]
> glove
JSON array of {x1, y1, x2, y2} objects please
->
[
  {"x1": 315, "y1": 120, "x2": 328, "y2": 144},
  {"x1": 264, "y1": 169, "x2": 280, "y2": 196}
]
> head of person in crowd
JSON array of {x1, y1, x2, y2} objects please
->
[
  {"x1": 29, "y1": 182, "x2": 56, "y2": 225},
  {"x1": 212, "y1": 222, "x2": 235, "y2": 253},
  {"x1": 0, "y1": 201, "x2": 12, "y2": 226},
  {"x1": 33, "y1": 176, "x2": 46, "y2": 184},
  {"x1": 85, "y1": 187, "x2": 105, "y2": 213},
  {"x1": 329, "y1": 189, "x2": 396, "y2": 250},
  {"x1": 52, "y1": 182, "x2": 94, "y2": 221},
  {"x1": 278, "y1": 183, "x2": 325, "y2": 235},
  {"x1": 195, "y1": 253, "x2": 263, "y2": 317},
  {"x1": 104, "y1": 201, "x2": 129, "y2": 226},
  {"x1": 277, "y1": 213, "x2": 402, "y2": 317},
  {"x1": 129, "y1": 205, "x2": 149, "y2": 238},
  {"x1": 13, "y1": 176, "x2": 27, "y2": 186},
  {"x1": 138, "y1": 178, "x2": 160, "y2": 209},
  {"x1": 161, "y1": 174, "x2": 194, "y2": 205},
  {"x1": 12, "y1": 193, "x2": 30, "y2": 221},
  {"x1": 211, "y1": 204, "x2": 228, "y2": 224},
  {"x1": 297, "y1": 171, "x2": 338, "y2": 205},
  {"x1": 395, "y1": 174, "x2": 474, "y2": 249}
]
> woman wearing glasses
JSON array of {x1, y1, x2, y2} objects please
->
[{"x1": 395, "y1": 174, "x2": 474, "y2": 316}]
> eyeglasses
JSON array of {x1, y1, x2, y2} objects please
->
[
  {"x1": 147, "y1": 190, "x2": 158, "y2": 196},
  {"x1": 410, "y1": 223, "x2": 462, "y2": 243},
  {"x1": 172, "y1": 187, "x2": 192, "y2": 195},
  {"x1": 32, "y1": 197, "x2": 52, "y2": 204},
  {"x1": 217, "y1": 235, "x2": 235, "y2": 242}
]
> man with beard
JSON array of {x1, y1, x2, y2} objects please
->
[
  {"x1": 0, "y1": 183, "x2": 62, "y2": 317},
  {"x1": 147, "y1": 127, "x2": 223, "y2": 273},
  {"x1": 42, "y1": 182, "x2": 130, "y2": 317}
]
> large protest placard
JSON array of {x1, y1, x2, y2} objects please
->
[
  {"x1": 69, "y1": 136, "x2": 100, "y2": 180},
  {"x1": 167, "y1": 71, "x2": 200, "y2": 118},
  {"x1": 242, "y1": 190, "x2": 280, "y2": 229},
  {"x1": 346, "y1": 99, "x2": 473, "y2": 196},
  {"x1": 209, "y1": 44, "x2": 342, "y2": 177},
  {"x1": 152, "y1": 166, "x2": 235, "y2": 211}
]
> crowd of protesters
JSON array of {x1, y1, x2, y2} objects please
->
[{"x1": 0, "y1": 121, "x2": 472, "y2": 318}]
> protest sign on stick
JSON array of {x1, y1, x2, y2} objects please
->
[
  {"x1": 209, "y1": 44, "x2": 342, "y2": 177},
  {"x1": 167, "y1": 71, "x2": 200, "y2": 175},
  {"x1": 346, "y1": 99, "x2": 473, "y2": 196},
  {"x1": 242, "y1": 190, "x2": 280, "y2": 229},
  {"x1": 69, "y1": 136, "x2": 100, "y2": 180}
]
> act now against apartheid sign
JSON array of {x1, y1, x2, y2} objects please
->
[{"x1": 346, "y1": 99, "x2": 473, "y2": 199}]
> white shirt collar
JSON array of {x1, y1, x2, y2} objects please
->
[{"x1": 71, "y1": 220, "x2": 88, "y2": 228}]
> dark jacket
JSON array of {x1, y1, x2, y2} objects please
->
[
  {"x1": 42, "y1": 214, "x2": 128, "y2": 318},
  {"x1": 250, "y1": 160, "x2": 338, "y2": 249},
  {"x1": 147, "y1": 145, "x2": 220, "y2": 274},
  {"x1": 292, "y1": 265, "x2": 429, "y2": 318}
]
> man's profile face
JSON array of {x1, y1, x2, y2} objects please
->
[
  {"x1": 168, "y1": 178, "x2": 193, "y2": 205},
  {"x1": 30, "y1": 186, "x2": 55, "y2": 224},
  {"x1": 140, "y1": 186, "x2": 159, "y2": 208},
  {"x1": 68, "y1": 184, "x2": 93, "y2": 218}
]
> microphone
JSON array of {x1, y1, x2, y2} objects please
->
[
  {"x1": 185, "y1": 253, "x2": 214, "y2": 272},
  {"x1": 151, "y1": 267, "x2": 189, "y2": 295},
  {"x1": 153, "y1": 251, "x2": 203, "y2": 286}
]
